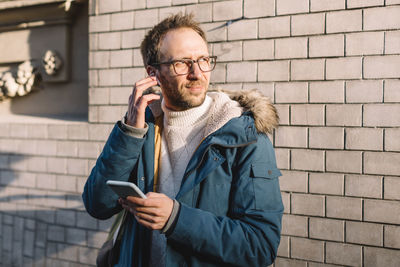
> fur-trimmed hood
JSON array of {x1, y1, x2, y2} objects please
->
[{"x1": 146, "y1": 87, "x2": 279, "y2": 135}]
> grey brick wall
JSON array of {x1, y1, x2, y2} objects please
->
[{"x1": 1, "y1": 0, "x2": 400, "y2": 266}]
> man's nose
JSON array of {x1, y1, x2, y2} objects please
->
[{"x1": 187, "y1": 61, "x2": 202, "y2": 79}]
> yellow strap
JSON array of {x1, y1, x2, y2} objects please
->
[{"x1": 153, "y1": 115, "x2": 163, "y2": 192}]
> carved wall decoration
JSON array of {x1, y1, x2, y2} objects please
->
[
  {"x1": 42, "y1": 50, "x2": 63, "y2": 76},
  {"x1": 0, "y1": 60, "x2": 41, "y2": 100}
]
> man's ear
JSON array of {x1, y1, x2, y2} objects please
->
[{"x1": 146, "y1": 66, "x2": 157, "y2": 76}]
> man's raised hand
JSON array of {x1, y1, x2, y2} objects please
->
[{"x1": 126, "y1": 76, "x2": 160, "y2": 128}]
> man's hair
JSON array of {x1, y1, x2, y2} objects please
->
[{"x1": 140, "y1": 13, "x2": 207, "y2": 67}]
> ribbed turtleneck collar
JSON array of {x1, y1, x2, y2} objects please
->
[{"x1": 161, "y1": 96, "x2": 212, "y2": 127}]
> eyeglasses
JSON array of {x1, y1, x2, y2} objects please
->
[{"x1": 152, "y1": 56, "x2": 217, "y2": 75}]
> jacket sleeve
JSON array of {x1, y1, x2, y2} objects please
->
[
  {"x1": 167, "y1": 134, "x2": 283, "y2": 266},
  {"x1": 82, "y1": 122, "x2": 147, "y2": 220}
]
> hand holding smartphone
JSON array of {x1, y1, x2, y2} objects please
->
[{"x1": 106, "y1": 180, "x2": 147, "y2": 199}]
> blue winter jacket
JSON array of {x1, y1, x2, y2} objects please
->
[{"x1": 83, "y1": 90, "x2": 284, "y2": 267}]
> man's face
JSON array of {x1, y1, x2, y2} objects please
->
[{"x1": 155, "y1": 28, "x2": 211, "y2": 111}]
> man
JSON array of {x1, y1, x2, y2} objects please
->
[{"x1": 83, "y1": 13, "x2": 283, "y2": 267}]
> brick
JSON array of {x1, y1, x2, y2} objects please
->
[
  {"x1": 326, "y1": 151, "x2": 362, "y2": 173},
  {"x1": 78, "y1": 142, "x2": 101, "y2": 159},
  {"x1": 291, "y1": 237, "x2": 324, "y2": 262},
  {"x1": 281, "y1": 191, "x2": 290, "y2": 214},
  {"x1": 275, "y1": 82, "x2": 307, "y2": 103},
  {"x1": 326, "y1": 57, "x2": 362, "y2": 80},
  {"x1": 292, "y1": 193, "x2": 325, "y2": 216},
  {"x1": 364, "y1": 152, "x2": 400, "y2": 176},
  {"x1": 243, "y1": 40, "x2": 273, "y2": 60},
  {"x1": 186, "y1": 4, "x2": 212, "y2": 23},
  {"x1": 259, "y1": 16, "x2": 290, "y2": 38},
  {"x1": 385, "y1": 31, "x2": 400, "y2": 54},
  {"x1": 47, "y1": 225, "x2": 64, "y2": 242},
  {"x1": 347, "y1": 221, "x2": 383, "y2": 246},
  {"x1": 281, "y1": 214, "x2": 308, "y2": 237},
  {"x1": 364, "y1": 55, "x2": 400, "y2": 79},
  {"x1": 291, "y1": 149, "x2": 325, "y2": 171},
  {"x1": 310, "y1": 217, "x2": 344, "y2": 241},
  {"x1": 242, "y1": 83, "x2": 274, "y2": 100},
  {"x1": 309, "y1": 81, "x2": 344, "y2": 103},
  {"x1": 291, "y1": 104, "x2": 325, "y2": 126},
  {"x1": 98, "y1": 106, "x2": 125, "y2": 123},
  {"x1": 147, "y1": 0, "x2": 171, "y2": 8},
  {"x1": 326, "y1": 196, "x2": 362, "y2": 220},
  {"x1": 387, "y1": 0, "x2": 400, "y2": 3},
  {"x1": 10, "y1": 124, "x2": 28, "y2": 138},
  {"x1": 67, "y1": 124, "x2": 89, "y2": 140},
  {"x1": 310, "y1": 0, "x2": 345, "y2": 11},
  {"x1": 326, "y1": 10, "x2": 362, "y2": 33},
  {"x1": 76, "y1": 211, "x2": 98, "y2": 230},
  {"x1": 244, "y1": 0, "x2": 274, "y2": 18},
  {"x1": 364, "y1": 246, "x2": 400, "y2": 267},
  {"x1": 159, "y1": 6, "x2": 186, "y2": 22},
  {"x1": 110, "y1": 86, "x2": 132, "y2": 105},
  {"x1": 213, "y1": 0, "x2": 242, "y2": 21},
  {"x1": 89, "y1": 33, "x2": 98, "y2": 51},
  {"x1": 364, "y1": 104, "x2": 400, "y2": 127},
  {"x1": 27, "y1": 124, "x2": 48, "y2": 139},
  {"x1": 91, "y1": 51, "x2": 109, "y2": 69},
  {"x1": 98, "y1": 32, "x2": 121, "y2": 50},
  {"x1": 56, "y1": 175, "x2": 77, "y2": 192},
  {"x1": 326, "y1": 104, "x2": 362, "y2": 126},
  {"x1": 309, "y1": 127, "x2": 343, "y2": 149},
  {"x1": 275, "y1": 148, "x2": 289, "y2": 170},
  {"x1": 134, "y1": 9, "x2": 158, "y2": 29},
  {"x1": 121, "y1": 29, "x2": 145, "y2": 49},
  {"x1": 56, "y1": 209, "x2": 76, "y2": 226},
  {"x1": 309, "y1": 173, "x2": 344, "y2": 195},
  {"x1": 27, "y1": 157, "x2": 47, "y2": 172},
  {"x1": 66, "y1": 228, "x2": 87, "y2": 246},
  {"x1": 364, "y1": 6, "x2": 400, "y2": 31},
  {"x1": 122, "y1": 68, "x2": 146, "y2": 86},
  {"x1": 308, "y1": 263, "x2": 338, "y2": 267},
  {"x1": 202, "y1": 22, "x2": 227, "y2": 42},
  {"x1": 275, "y1": 127, "x2": 307, "y2": 148},
  {"x1": 385, "y1": 225, "x2": 400, "y2": 248},
  {"x1": 88, "y1": 230, "x2": 108, "y2": 248},
  {"x1": 0, "y1": 123, "x2": 9, "y2": 137},
  {"x1": 213, "y1": 41, "x2": 242, "y2": 62},
  {"x1": 346, "y1": 32, "x2": 384, "y2": 56},
  {"x1": 89, "y1": 15, "x2": 110, "y2": 33},
  {"x1": 277, "y1": 236, "x2": 289, "y2": 257},
  {"x1": 348, "y1": 0, "x2": 383, "y2": 8},
  {"x1": 279, "y1": 170, "x2": 308, "y2": 192},
  {"x1": 110, "y1": 50, "x2": 133, "y2": 68},
  {"x1": 384, "y1": 177, "x2": 400, "y2": 200},
  {"x1": 258, "y1": 61, "x2": 289, "y2": 82},
  {"x1": 111, "y1": 12, "x2": 134, "y2": 31},
  {"x1": 326, "y1": 242, "x2": 362, "y2": 266},
  {"x1": 346, "y1": 80, "x2": 383, "y2": 103},
  {"x1": 346, "y1": 128, "x2": 383, "y2": 151},
  {"x1": 291, "y1": 59, "x2": 324, "y2": 81},
  {"x1": 275, "y1": 105, "x2": 289, "y2": 125},
  {"x1": 89, "y1": 70, "x2": 98, "y2": 86},
  {"x1": 89, "y1": 88, "x2": 109, "y2": 105},
  {"x1": 227, "y1": 62, "x2": 256, "y2": 82},
  {"x1": 89, "y1": 106, "x2": 99, "y2": 123},
  {"x1": 78, "y1": 247, "x2": 98, "y2": 264},
  {"x1": 99, "y1": 0, "x2": 121, "y2": 14},
  {"x1": 99, "y1": 69, "x2": 121, "y2": 86},
  {"x1": 122, "y1": 0, "x2": 145, "y2": 10},
  {"x1": 309, "y1": 34, "x2": 344, "y2": 58},
  {"x1": 292, "y1": 13, "x2": 324, "y2": 36},
  {"x1": 276, "y1": 0, "x2": 308, "y2": 15},
  {"x1": 36, "y1": 140, "x2": 57, "y2": 156},
  {"x1": 227, "y1": 19, "x2": 257, "y2": 40},
  {"x1": 275, "y1": 258, "x2": 307, "y2": 267},
  {"x1": 345, "y1": 174, "x2": 382, "y2": 199},
  {"x1": 89, "y1": 124, "x2": 112, "y2": 141},
  {"x1": 57, "y1": 244, "x2": 79, "y2": 261},
  {"x1": 67, "y1": 158, "x2": 88, "y2": 176},
  {"x1": 23, "y1": 230, "x2": 35, "y2": 257},
  {"x1": 133, "y1": 49, "x2": 143, "y2": 67},
  {"x1": 275, "y1": 37, "x2": 307, "y2": 59}
]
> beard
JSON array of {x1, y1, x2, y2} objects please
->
[{"x1": 160, "y1": 78, "x2": 208, "y2": 111}]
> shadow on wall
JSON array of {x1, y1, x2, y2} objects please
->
[{"x1": 0, "y1": 153, "x2": 113, "y2": 266}]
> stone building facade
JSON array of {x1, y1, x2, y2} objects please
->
[{"x1": 1, "y1": 0, "x2": 400, "y2": 266}]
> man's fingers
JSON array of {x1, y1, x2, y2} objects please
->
[{"x1": 133, "y1": 78, "x2": 158, "y2": 103}]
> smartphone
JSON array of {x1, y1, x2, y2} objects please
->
[{"x1": 106, "y1": 180, "x2": 147, "y2": 199}]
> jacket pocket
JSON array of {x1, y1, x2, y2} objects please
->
[{"x1": 250, "y1": 162, "x2": 282, "y2": 210}]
